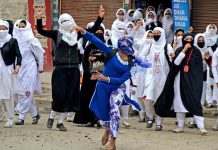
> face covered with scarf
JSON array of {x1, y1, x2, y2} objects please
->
[
  {"x1": 13, "y1": 19, "x2": 35, "y2": 44},
  {"x1": 204, "y1": 24, "x2": 218, "y2": 47},
  {"x1": 118, "y1": 37, "x2": 134, "y2": 56},
  {"x1": 86, "y1": 21, "x2": 105, "y2": 42},
  {"x1": 182, "y1": 33, "x2": 194, "y2": 50},
  {"x1": 58, "y1": 13, "x2": 78, "y2": 46},
  {"x1": 0, "y1": 20, "x2": 11, "y2": 48}
]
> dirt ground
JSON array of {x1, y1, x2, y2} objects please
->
[{"x1": 0, "y1": 78, "x2": 218, "y2": 150}]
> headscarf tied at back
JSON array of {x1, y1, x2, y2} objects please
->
[
  {"x1": 58, "y1": 13, "x2": 78, "y2": 46},
  {"x1": 117, "y1": 37, "x2": 151, "y2": 68}
]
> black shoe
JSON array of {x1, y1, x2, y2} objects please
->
[
  {"x1": 155, "y1": 125, "x2": 162, "y2": 131},
  {"x1": 146, "y1": 120, "x2": 153, "y2": 128},
  {"x1": 15, "y1": 119, "x2": 24, "y2": 125},
  {"x1": 84, "y1": 122, "x2": 95, "y2": 127},
  {"x1": 56, "y1": 123, "x2": 67, "y2": 131},
  {"x1": 47, "y1": 118, "x2": 54, "y2": 129},
  {"x1": 32, "y1": 114, "x2": 40, "y2": 124}
]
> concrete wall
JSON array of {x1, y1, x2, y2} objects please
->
[{"x1": 0, "y1": 0, "x2": 28, "y2": 22}]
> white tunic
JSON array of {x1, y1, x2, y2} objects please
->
[
  {"x1": 212, "y1": 49, "x2": 218, "y2": 103},
  {"x1": 173, "y1": 52, "x2": 188, "y2": 112},
  {"x1": 144, "y1": 44, "x2": 172, "y2": 102},
  {"x1": 0, "y1": 49, "x2": 21, "y2": 99},
  {"x1": 17, "y1": 41, "x2": 42, "y2": 94}
]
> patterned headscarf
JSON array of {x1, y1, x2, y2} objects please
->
[{"x1": 117, "y1": 37, "x2": 134, "y2": 56}]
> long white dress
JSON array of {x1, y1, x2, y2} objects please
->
[{"x1": 144, "y1": 44, "x2": 172, "y2": 102}]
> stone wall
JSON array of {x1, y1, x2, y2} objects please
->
[{"x1": 0, "y1": 0, "x2": 28, "y2": 22}]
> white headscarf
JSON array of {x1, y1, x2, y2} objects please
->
[
  {"x1": 145, "y1": 11, "x2": 157, "y2": 26},
  {"x1": 134, "y1": 19, "x2": 146, "y2": 40},
  {"x1": 145, "y1": 6, "x2": 156, "y2": 17},
  {"x1": 138, "y1": 30, "x2": 153, "y2": 56},
  {"x1": 162, "y1": 8, "x2": 173, "y2": 30},
  {"x1": 125, "y1": 9, "x2": 135, "y2": 22},
  {"x1": 13, "y1": 19, "x2": 45, "y2": 70},
  {"x1": 133, "y1": 8, "x2": 143, "y2": 21},
  {"x1": 58, "y1": 13, "x2": 78, "y2": 46},
  {"x1": 111, "y1": 8, "x2": 126, "y2": 48},
  {"x1": 115, "y1": 8, "x2": 126, "y2": 21},
  {"x1": 13, "y1": 19, "x2": 35, "y2": 44},
  {"x1": 203, "y1": 24, "x2": 218, "y2": 47},
  {"x1": 111, "y1": 21, "x2": 126, "y2": 48},
  {"x1": 125, "y1": 22, "x2": 135, "y2": 37},
  {"x1": 0, "y1": 20, "x2": 11, "y2": 48},
  {"x1": 151, "y1": 27, "x2": 166, "y2": 53}
]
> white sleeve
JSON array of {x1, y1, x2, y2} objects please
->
[
  {"x1": 174, "y1": 52, "x2": 186, "y2": 66},
  {"x1": 212, "y1": 52, "x2": 218, "y2": 83},
  {"x1": 31, "y1": 38, "x2": 45, "y2": 71},
  {"x1": 167, "y1": 44, "x2": 173, "y2": 56}
]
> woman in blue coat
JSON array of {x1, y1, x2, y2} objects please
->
[{"x1": 75, "y1": 26, "x2": 151, "y2": 150}]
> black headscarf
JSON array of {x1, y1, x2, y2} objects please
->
[{"x1": 6, "y1": 20, "x2": 13, "y2": 36}]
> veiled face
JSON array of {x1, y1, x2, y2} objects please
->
[{"x1": 0, "y1": 25, "x2": 7, "y2": 30}]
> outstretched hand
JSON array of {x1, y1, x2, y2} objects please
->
[
  {"x1": 73, "y1": 26, "x2": 86, "y2": 34},
  {"x1": 99, "y1": 5, "x2": 105, "y2": 18}
]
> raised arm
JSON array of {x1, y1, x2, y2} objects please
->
[
  {"x1": 87, "y1": 5, "x2": 105, "y2": 33},
  {"x1": 75, "y1": 26, "x2": 112, "y2": 55},
  {"x1": 37, "y1": 8, "x2": 57, "y2": 40}
]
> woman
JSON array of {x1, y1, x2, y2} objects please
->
[
  {"x1": 155, "y1": 33, "x2": 207, "y2": 135},
  {"x1": 145, "y1": 11, "x2": 162, "y2": 31},
  {"x1": 13, "y1": 19, "x2": 44, "y2": 125},
  {"x1": 162, "y1": 8, "x2": 174, "y2": 44},
  {"x1": 203, "y1": 24, "x2": 218, "y2": 108},
  {"x1": 132, "y1": 19, "x2": 146, "y2": 54},
  {"x1": 125, "y1": 9, "x2": 135, "y2": 23},
  {"x1": 172, "y1": 28, "x2": 185, "y2": 50},
  {"x1": 136, "y1": 30, "x2": 153, "y2": 122},
  {"x1": 0, "y1": 20, "x2": 22, "y2": 128},
  {"x1": 36, "y1": 6, "x2": 105, "y2": 131},
  {"x1": 75, "y1": 26, "x2": 151, "y2": 150},
  {"x1": 133, "y1": 8, "x2": 143, "y2": 21},
  {"x1": 73, "y1": 22, "x2": 105, "y2": 127},
  {"x1": 145, "y1": 6, "x2": 156, "y2": 20},
  {"x1": 143, "y1": 27, "x2": 173, "y2": 130},
  {"x1": 212, "y1": 48, "x2": 218, "y2": 130},
  {"x1": 111, "y1": 8, "x2": 126, "y2": 48}
]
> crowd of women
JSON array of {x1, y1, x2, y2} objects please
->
[{"x1": 0, "y1": 4, "x2": 218, "y2": 150}]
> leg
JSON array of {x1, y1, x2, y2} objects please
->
[
  {"x1": 138, "y1": 98, "x2": 146, "y2": 122},
  {"x1": 56, "y1": 113, "x2": 67, "y2": 131},
  {"x1": 155, "y1": 116, "x2": 163, "y2": 131},
  {"x1": 120, "y1": 105, "x2": 130, "y2": 127},
  {"x1": 173, "y1": 112, "x2": 185, "y2": 133},
  {"x1": 47, "y1": 110, "x2": 56, "y2": 129},
  {"x1": 144, "y1": 99, "x2": 155, "y2": 128},
  {"x1": 30, "y1": 98, "x2": 40, "y2": 124},
  {"x1": 15, "y1": 93, "x2": 33, "y2": 124},
  {"x1": 193, "y1": 115, "x2": 207, "y2": 134},
  {"x1": 4, "y1": 99, "x2": 14, "y2": 128}
]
